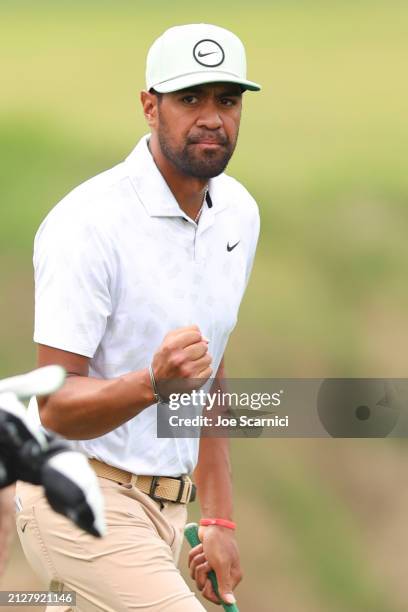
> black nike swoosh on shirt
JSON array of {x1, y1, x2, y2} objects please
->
[
  {"x1": 227, "y1": 241, "x2": 240, "y2": 252},
  {"x1": 21, "y1": 522, "x2": 28, "y2": 533},
  {"x1": 197, "y1": 51, "x2": 217, "y2": 58}
]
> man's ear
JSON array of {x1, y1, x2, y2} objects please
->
[{"x1": 140, "y1": 90, "x2": 159, "y2": 128}]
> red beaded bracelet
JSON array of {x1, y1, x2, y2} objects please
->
[{"x1": 199, "y1": 518, "x2": 236, "y2": 530}]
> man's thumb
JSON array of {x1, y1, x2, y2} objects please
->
[
  {"x1": 218, "y1": 580, "x2": 236, "y2": 603},
  {"x1": 219, "y1": 588, "x2": 236, "y2": 605}
]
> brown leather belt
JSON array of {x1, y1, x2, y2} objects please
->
[{"x1": 88, "y1": 459, "x2": 196, "y2": 504}]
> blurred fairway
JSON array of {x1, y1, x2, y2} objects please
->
[{"x1": 1, "y1": 1, "x2": 408, "y2": 611}]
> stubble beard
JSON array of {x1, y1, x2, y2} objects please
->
[{"x1": 157, "y1": 114, "x2": 238, "y2": 179}]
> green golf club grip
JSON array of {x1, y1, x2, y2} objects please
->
[{"x1": 184, "y1": 522, "x2": 239, "y2": 612}]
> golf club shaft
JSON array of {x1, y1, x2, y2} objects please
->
[{"x1": 184, "y1": 522, "x2": 239, "y2": 612}]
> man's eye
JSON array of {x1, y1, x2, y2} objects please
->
[
  {"x1": 220, "y1": 98, "x2": 236, "y2": 107},
  {"x1": 182, "y1": 95, "x2": 199, "y2": 104}
]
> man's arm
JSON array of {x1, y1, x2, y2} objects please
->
[
  {"x1": 190, "y1": 358, "x2": 242, "y2": 606},
  {"x1": 193, "y1": 358, "x2": 233, "y2": 521},
  {"x1": 37, "y1": 325, "x2": 211, "y2": 439},
  {"x1": 37, "y1": 345, "x2": 155, "y2": 439}
]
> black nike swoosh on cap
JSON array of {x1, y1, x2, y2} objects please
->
[
  {"x1": 227, "y1": 241, "x2": 240, "y2": 252},
  {"x1": 21, "y1": 522, "x2": 28, "y2": 533},
  {"x1": 197, "y1": 51, "x2": 217, "y2": 58}
]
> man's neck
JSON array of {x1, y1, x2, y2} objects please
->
[{"x1": 148, "y1": 135, "x2": 208, "y2": 221}]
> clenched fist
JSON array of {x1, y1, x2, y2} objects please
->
[{"x1": 151, "y1": 325, "x2": 212, "y2": 399}]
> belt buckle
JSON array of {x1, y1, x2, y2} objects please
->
[
  {"x1": 148, "y1": 475, "x2": 196, "y2": 504},
  {"x1": 149, "y1": 476, "x2": 165, "y2": 502},
  {"x1": 176, "y1": 476, "x2": 196, "y2": 504}
]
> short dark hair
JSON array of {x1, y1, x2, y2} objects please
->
[{"x1": 150, "y1": 88, "x2": 163, "y2": 103}]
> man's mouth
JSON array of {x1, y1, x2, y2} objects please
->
[
  {"x1": 188, "y1": 135, "x2": 228, "y2": 147},
  {"x1": 194, "y1": 141, "x2": 223, "y2": 146},
  {"x1": 189, "y1": 140, "x2": 227, "y2": 148}
]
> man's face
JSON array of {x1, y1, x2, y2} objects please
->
[{"x1": 153, "y1": 83, "x2": 243, "y2": 179}]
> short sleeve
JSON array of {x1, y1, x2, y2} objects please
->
[
  {"x1": 33, "y1": 210, "x2": 113, "y2": 358},
  {"x1": 244, "y1": 203, "x2": 260, "y2": 289}
]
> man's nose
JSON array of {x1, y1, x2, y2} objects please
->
[{"x1": 196, "y1": 102, "x2": 223, "y2": 130}]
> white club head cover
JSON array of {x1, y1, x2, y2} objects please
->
[
  {"x1": 43, "y1": 451, "x2": 106, "y2": 537},
  {"x1": 0, "y1": 366, "x2": 66, "y2": 400}
]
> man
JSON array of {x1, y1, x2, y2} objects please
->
[{"x1": 16, "y1": 23, "x2": 261, "y2": 611}]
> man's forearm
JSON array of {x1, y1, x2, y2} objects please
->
[
  {"x1": 194, "y1": 436, "x2": 233, "y2": 520},
  {"x1": 39, "y1": 369, "x2": 155, "y2": 439},
  {"x1": 193, "y1": 357, "x2": 233, "y2": 519}
]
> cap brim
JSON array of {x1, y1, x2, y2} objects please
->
[{"x1": 152, "y1": 71, "x2": 261, "y2": 93}]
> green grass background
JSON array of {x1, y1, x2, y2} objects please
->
[{"x1": 1, "y1": 1, "x2": 408, "y2": 610}]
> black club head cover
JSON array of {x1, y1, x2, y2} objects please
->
[{"x1": 0, "y1": 396, "x2": 47, "y2": 486}]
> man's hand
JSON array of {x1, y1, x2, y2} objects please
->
[
  {"x1": 188, "y1": 526, "x2": 242, "y2": 606},
  {"x1": 151, "y1": 325, "x2": 212, "y2": 398}
]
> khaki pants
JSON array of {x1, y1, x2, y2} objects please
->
[{"x1": 15, "y1": 478, "x2": 206, "y2": 611}]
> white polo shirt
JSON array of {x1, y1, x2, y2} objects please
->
[{"x1": 30, "y1": 134, "x2": 260, "y2": 476}]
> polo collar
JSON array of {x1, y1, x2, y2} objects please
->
[{"x1": 125, "y1": 135, "x2": 228, "y2": 218}]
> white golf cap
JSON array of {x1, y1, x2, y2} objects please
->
[{"x1": 146, "y1": 24, "x2": 261, "y2": 93}]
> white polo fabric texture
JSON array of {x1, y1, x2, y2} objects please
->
[{"x1": 31, "y1": 134, "x2": 260, "y2": 477}]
